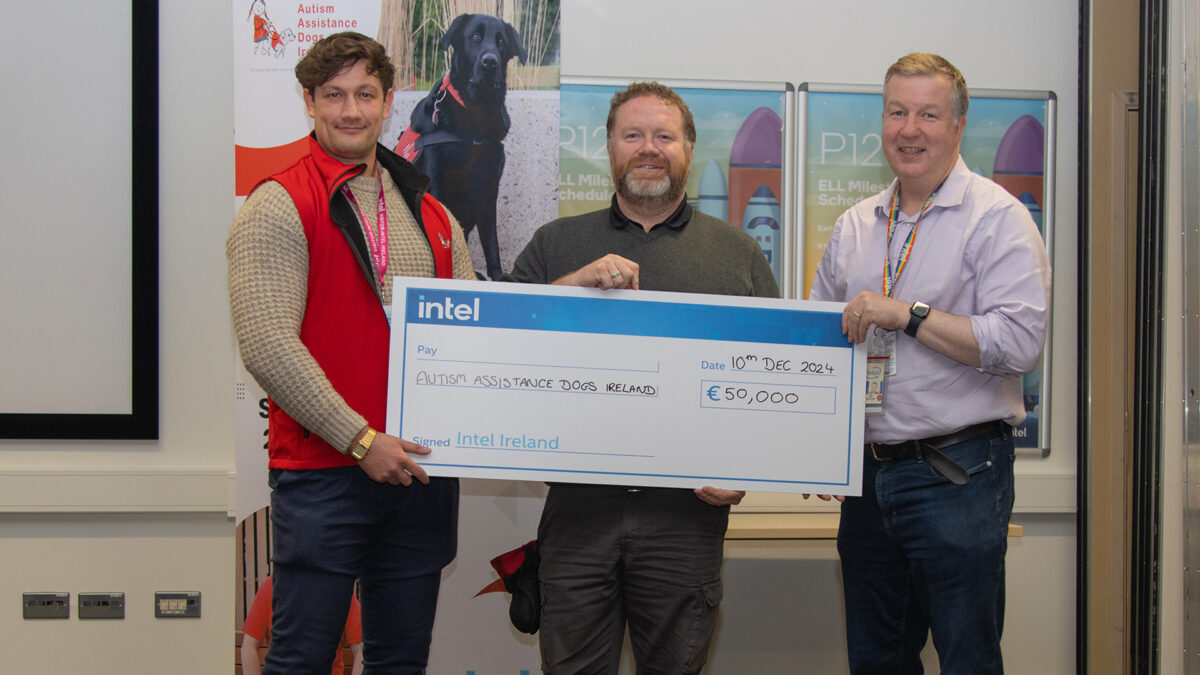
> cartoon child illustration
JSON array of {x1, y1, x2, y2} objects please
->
[
  {"x1": 248, "y1": 0, "x2": 293, "y2": 58},
  {"x1": 248, "y1": 0, "x2": 271, "y2": 50}
]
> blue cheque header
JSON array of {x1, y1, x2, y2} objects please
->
[{"x1": 403, "y1": 288, "x2": 847, "y2": 348}]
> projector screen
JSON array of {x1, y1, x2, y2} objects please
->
[{"x1": 0, "y1": 1, "x2": 158, "y2": 439}]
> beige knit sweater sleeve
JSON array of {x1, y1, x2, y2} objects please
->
[
  {"x1": 227, "y1": 181, "x2": 368, "y2": 453},
  {"x1": 227, "y1": 175, "x2": 478, "y2": 453}
]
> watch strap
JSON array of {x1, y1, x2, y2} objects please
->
[
  {"x1": 351, "y1": 428, "x2": 376, "y2": 461},
  {"x1": 904, "y1": 302, "x2": 929, "y2": 338}
]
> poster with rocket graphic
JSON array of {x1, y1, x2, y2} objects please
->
[
  {"x1": 559, "y1": 78, "x2": 793, "y2": 288},
  {"x1": 800, "y1": 84, "x2": 1055, "y2": 451}
]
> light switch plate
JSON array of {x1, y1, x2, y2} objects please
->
[
  {"x1": 154, "y1": 591, "x2": 200, "y2": 618},
  {"x1": 79, "y1": 592, "x2": 125, "y2": 619},
  {"x1": 23, "y1": 592, "x2": 70, "y2": 619}
]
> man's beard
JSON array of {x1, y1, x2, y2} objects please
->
[{"x1": 612, "y1": 154, "x2": 689, "y2": 213}]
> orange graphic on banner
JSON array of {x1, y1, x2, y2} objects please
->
[{"x1": 235, "y1": 137, "x2": 309, "y2": 196}]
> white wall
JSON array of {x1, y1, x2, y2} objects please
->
[
  {"x1": 0, "y1": 0, "x2": 237, "y2": 671},
  {"x1": 0, "y1": 0, "x2": 1081, "y2": 672}
]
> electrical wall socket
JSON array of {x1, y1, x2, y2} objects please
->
[
  {"x1": 23, "y1": 592, "x2": 70, "y2": 619},
  {"x1": 79, "y1": 592, "x2": 125, "y2": 619},
  {"x1": 154, "y1": 591, "x2": 201, "y2": 618}
]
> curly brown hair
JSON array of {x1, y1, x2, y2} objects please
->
[{"x1": 294, "y1": 31, "x2": 396, "y2": 95}]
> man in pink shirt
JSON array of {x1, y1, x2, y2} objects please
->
[{"x1": 810, "y1": 53, "x2": 1050, "y2": 674}]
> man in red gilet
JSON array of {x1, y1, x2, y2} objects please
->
[{"x1": 227, "y1": 31, "x2": 476, "y2": 674}]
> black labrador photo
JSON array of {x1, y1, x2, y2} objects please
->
[{"x1": 396, "y1": 13, "x2": 527, "y2": 280}]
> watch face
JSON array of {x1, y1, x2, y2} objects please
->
[{"x1": 912, "y1": 302, "x2": 931, "y2": 318}]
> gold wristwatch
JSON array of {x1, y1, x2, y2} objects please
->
[{"x1": 351, "y1": 428, "x2": 376, "y2": 461}]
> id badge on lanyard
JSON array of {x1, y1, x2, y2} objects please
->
[{"x1": 865, "y1": 332, "x2": 894, "y2": 416}]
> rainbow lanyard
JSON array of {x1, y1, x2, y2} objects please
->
[
  {"x1": 341, "y1": 172, "x2": 389, "y2": 287},
  {"x1": 883, "y1": 182, "x2": 941, "y2": 298}
]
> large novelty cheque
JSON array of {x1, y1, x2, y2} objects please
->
[{"x1": 386, "y1": 279, "x2": 866, "y2": 496}]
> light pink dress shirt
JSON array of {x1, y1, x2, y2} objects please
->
[{"x1": 810, "y1": 156, "x2": 1051, "y2": 444}]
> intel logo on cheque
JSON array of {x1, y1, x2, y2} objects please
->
[{"x1": 415, "y1": 296, "x2": 481, "y2": 322}]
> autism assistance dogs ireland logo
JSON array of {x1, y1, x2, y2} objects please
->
[{"x1": 247, "y1": 0, "x2": 294, "y2": 58}]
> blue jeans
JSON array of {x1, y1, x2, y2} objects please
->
[
  {"x1": 263, "y1": 467, "x2": 458, "y2": 675},
  {"x1": 837, "y1": 424, "x2": 1015, "y2": 675}
]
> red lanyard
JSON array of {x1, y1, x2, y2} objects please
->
[
  {"x1": 883, "y1": 182, "x2": 941, "y2": 298},
  {"x1": 341, "y1": 173, "x2": 389, "y2": 287}
]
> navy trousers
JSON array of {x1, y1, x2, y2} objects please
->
[{"x1": 263, "y1": 467, "x2": 458, "y2": 675}]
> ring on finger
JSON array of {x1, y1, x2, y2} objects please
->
[{"x1": 610, "y1": 271, "x2": 622, "y2": 280}]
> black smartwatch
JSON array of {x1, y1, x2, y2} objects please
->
[{"x1": 904, "y1": 301, "x2": 930, "y2": 337}]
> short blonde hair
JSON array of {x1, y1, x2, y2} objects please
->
[{"x1": 885, "y1": 53, "x2": 969, "y2": 120}]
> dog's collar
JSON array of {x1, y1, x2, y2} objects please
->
[{"x1": 439, "y1": 73, "x2": 468, "y2": 109}]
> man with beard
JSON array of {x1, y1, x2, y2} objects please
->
[{"x1": 505, "y1": 82, "x2": 778, "y2": 674}]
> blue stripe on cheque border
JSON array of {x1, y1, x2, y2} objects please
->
[
  {"x1": 418, "y1": 461, "x2": 850, "y2": 487},
  {"x1": 403, "y1": 288, "x2": 847, "y2": 347}
]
